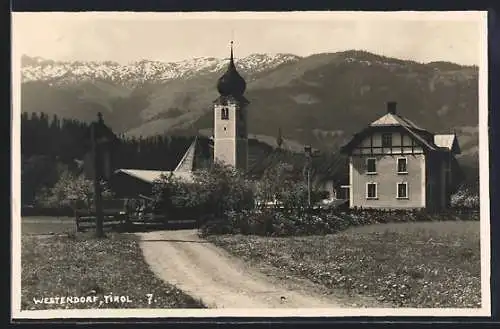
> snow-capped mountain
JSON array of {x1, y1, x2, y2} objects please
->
[
  {"x1": 19, "y1": 50, "x2": 479, "y2": 167},
  {"x1": 21, "y1": 53, "x2": 301, "y2": 85}
]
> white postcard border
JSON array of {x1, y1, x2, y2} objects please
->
[{"x1": 11, "y1": 10, "x2": 491, "y2": 320}]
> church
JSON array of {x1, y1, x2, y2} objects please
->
[
  {"x1": 109, "y1": 42, "x2": 252, "y2": 198},
  {"x1": 106, "y1": 42, "x2": 345, "y2": 201}
]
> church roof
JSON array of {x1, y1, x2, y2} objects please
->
[
  {"x1": 213, "y1": 94, "x2": 250, "y2": 106},
  {"x1": 113, "y1": 137, "x2": 202, "y2": 185},
  {"x1": 216, "y1": 41, "x2": 247, "y2": 98},
  {"x1": 174, "y1": 137, "x2": 198, "y2": 172},
  {"x1": 113, "y1": 169, "x2": 194, "y2": 184}
]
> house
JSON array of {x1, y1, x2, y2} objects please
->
[
  {"x1": 340, "y1": 101, "x2": 462, "y2": 211},
  {"x1": 110, "y1": 137, "x2": 202, "y2": 198}
]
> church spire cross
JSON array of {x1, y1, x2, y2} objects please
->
[
  {"x1": 216, "y1": 39, "x2": 246, "y2": 97},
  {"x1": 230, "y1": 40, "x2": 234, "y2": 61},
  {"x1": 224, "y1": 40, "x2": 237, "y2": 62}
]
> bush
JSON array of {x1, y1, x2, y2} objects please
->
[
  {"x1": 451, "y1": 186, "x2": 480, "y2": 209},
  {"x1": 152, "y1": 161, "x2": 255, "y2": 225},
  {"x1": 35, "y1": 170, "x2": 114, "y2": 211},
  {"x1": 255, "y1": 162, "x2": 326, "y2": 210},
  {"x1": 192, "y1": 160, "x2": 481, "y2": 237},
  {"x1": 200, "y1": 206, "x2": 480, "y2": 238},
  {"x1": 199, "y1": 218, "x2": 236, "y2": 237}
]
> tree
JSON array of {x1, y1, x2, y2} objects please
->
[
  {"x1": 193, "y1": 161, "x2": 255, "y2": 216},
  {"x1": 36, "y1": 170, "x2": 114, "y2": 209},
  {"x1": 256, "y1": 162, "x2": 299, "y2": 208},
  {"x1": 22, "y1": 155, "x2": 62, "y2": 205},
  {"x1": 255, "y1": 161, "x2": 325, "y2": 211},
  {"x1": 152, "y1": 161, "x2": 255, "y2": 223}
]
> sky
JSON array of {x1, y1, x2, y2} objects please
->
[{"x1": 12, "y1": 11, "x2": 486, "y2": 65}]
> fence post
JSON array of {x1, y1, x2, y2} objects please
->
[
  {"x1": 91, "y1": 123, "x2": 105, "y2": 238},
  {"x1": 75, "y1": 210, "x2": 80, "y2": 232}
]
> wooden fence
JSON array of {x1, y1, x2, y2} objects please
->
[
  {"x1": 74, "y1": 199, "x2": 129, "y2": 232},
  {"x1": 74, "y1": 198, "x2": 196, "y2": 231}
]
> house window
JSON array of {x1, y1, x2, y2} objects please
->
[
  {"x1": 366, "y1": 158, "x2": 377, "y2": 174},
  {"x1": 397, "y1": 182, "x2": 408, "y2": 199},
  {"x1": 382, "y1": 133, "x2": 393, "y2": 148},
  {"x1": 221, "y1": 107, "x2": 229, "y2": 120},
  {"x1": 397, "y1": 157, "x2": 408, "y2": 174},
  {"x1": 366, "y1": 182, "x2": 378, "y2": 199}
]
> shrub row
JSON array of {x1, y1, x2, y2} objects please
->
[{"x1": 199, "y1": 207, "x2": 480, "y2": 237}]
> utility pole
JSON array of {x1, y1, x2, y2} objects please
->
[
  {"x1": 91, "y1": 120, "x2": 105, "y2": 238},
  {"x1": 276, "y1": 127, "x2": 283, "y2": 150},
  {"x1": 307, "y1": 167, "x2": 311, "y2": 207},
  {"x1": 304, "y1": 145, "x2": 312, "y2": 208}
]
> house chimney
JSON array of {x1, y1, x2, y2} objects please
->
[{"x1": 387, "y1": 102, "x2": 397, "y2": 115}]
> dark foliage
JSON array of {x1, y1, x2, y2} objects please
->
[
  {"x1": 20, "y1": 112, "x2": 209, "y2": 206},
  {"x1": 151, "y1": 162, "x2": 255, "y2": 226}
]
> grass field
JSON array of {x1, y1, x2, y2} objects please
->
[
  {"x1": 21, "y1": 222, "x2": 205, "y2": 310},
  {"x1": 21, "y1": 216, "x2": 77, "y2": 235},
  {"x1": 207, "y1": 221, "x2": 481, "y2": 308}
]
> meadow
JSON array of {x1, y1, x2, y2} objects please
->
[
  {"x1": 20, "y1": 216, "x2": 205, "y2": 310},
  {"x1": 207, "y1": 220, "x2": 481, "y2": 308}
]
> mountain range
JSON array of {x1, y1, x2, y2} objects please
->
[{"x1": 20, "y1": 51, "x2": 479, "y2": 168}]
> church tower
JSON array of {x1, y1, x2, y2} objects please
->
[{"x1": 213, "y1": 41, "x2": 249, "y2": 171}]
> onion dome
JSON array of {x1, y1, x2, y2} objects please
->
[{"x1": 217, "y1": 41, "x2": 246, "y2": 97}]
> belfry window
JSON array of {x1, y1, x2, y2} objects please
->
[{"x1": 221, "y1": 107, "x2": 229, "y2": 120}]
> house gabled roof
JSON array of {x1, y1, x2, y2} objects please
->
[
  {"x1": 370, "y1": 112, "x2": 426, "y2": 131},
  {"x1": 434, "y1": 134, "x2": 461, "y2": 154},
  {"x1": 369, "y1": 113, "x2": 403, "y2": 127},
  {"x1": 341, "y1": 110, "x2": 442, "y2": 154}
]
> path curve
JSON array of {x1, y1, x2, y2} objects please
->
[{"x1": 136, "y1": 229, "x2": 341, "y2": 308}]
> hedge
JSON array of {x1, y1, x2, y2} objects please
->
[{"x1": 199, "y1": 207, "x2": 480, "y2": 237}]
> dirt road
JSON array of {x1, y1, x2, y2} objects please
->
[{"x1": 136, "y1": 229, "x2": 341, "y2": 308}]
